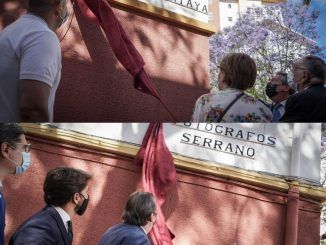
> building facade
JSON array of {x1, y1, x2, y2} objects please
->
[
  {"x1": 3, "y1": 123, "x2": 325, "y2": 244},
  {"x1": 217, "y1": 0, "x2": 284, "y2": 31}
]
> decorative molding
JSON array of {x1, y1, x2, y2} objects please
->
[
  {"x1": 108, "y1": 0, "x2": 216, "y2": 35},
  {"x1": 21, "y1": 123, "x2": 326, "y2": 202}
]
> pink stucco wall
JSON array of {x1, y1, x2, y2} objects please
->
[
  {"x1": 2, "y1": 136, "x2": 321, "y2": 245},
  {"x1": 0, "y1": 1, "x2": 210, "y2": 122}
]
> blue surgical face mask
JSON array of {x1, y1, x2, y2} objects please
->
[
  {"x1": 8, "y1": 152, "x2": 31, "y2": 175},
  {"x1": 15, "y1": 152, "x2": 31, "y2": 174}
]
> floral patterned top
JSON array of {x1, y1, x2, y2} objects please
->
[{"x1": 191, "y1": 88, "x2": 272, "y2": 122}]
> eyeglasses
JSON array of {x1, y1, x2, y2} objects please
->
[
  {"x1": 10, "y1": 142, "x2": 31, "y2": 153},
  {"x1": 293, "y1": 66, "x2": 307, "y2": 71},
  {"x1": 78, "y1": 192, "x2": 88, "y2": 199}
]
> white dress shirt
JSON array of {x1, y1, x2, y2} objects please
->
[
  {"x1": 53, "y1": 206, "x2": 71, "y2": 232},
  {"x1": 140, "y1": 226, "x2": 147, "y2": 234}
]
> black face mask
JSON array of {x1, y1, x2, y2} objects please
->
[
  {"x1": 75, "y1": 193, "x2": 89, "y2": 216},
  {"x1": 265, "y1": 83, "x2": 278, "y2": 99}
]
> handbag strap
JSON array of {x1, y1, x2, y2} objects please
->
[{"x1": 218, "y1": 92, "x2": 245, "y2": 122}]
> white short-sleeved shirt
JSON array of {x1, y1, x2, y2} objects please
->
[{"x1": 0, "y1": 14, "x2": 61, "y2": 122}]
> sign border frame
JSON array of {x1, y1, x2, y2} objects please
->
[
  {"x1": 108, "y1": 0, "x2": 216, "y2": 36},
  {"x1": 21, "y1": 123, "x2": 326, "y2": 202}
]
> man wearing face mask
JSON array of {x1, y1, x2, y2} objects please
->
[
  {"x1": 0, "y1": 123, "x2": 31, "y2": 245},
  {"x1": 280, "y1": 55, "x2": 326, "y2": 122},
  {"x1": 99, "y1": 191, "x2": 157, "y2": 245},
  {"x1": 9, "y1": 167, "x2": 91, "y2": 245},
  {"x1": 0, "y1": 0, "x2": 69, "y2": 122},
  {"x1": 265, "y1": 71, "x2": 294, "y2": 122}
]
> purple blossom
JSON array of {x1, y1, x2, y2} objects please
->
[{"x1": 209, "y1": 1, "x2": 324, "y2": 100}]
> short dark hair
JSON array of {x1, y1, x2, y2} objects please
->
[
  {"x1": 122, "y1": 191, "x2": 156, "y2": 226},
  {"x1": 44, "y1": 167, "x2": 91, "y2": 207},
  {"x1": 0, "y1": 124, "x2": 25, "y2": 156},
  {"x1": 275, "y1": 71, "x2": 288, "y2": 85},
  {"x1": 220, "y1": 53, "x2": 257, "y2": 90},
  {"x1": 301, "y1": 55, "x2": 325, "y2": 81},
  {"x1": 27, "y1": 0, "x2": 63, "y2": 13}
]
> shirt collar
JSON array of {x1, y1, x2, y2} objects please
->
[
  {"x1": 23, "y1": 13, "x2": 49, "y2": 29},
  {"x1": 53, "y1": 206, "x2": 71, "y2": 229},
  {"x1": 280, "y1": 100, "x2": 286, "y2": 107},
  {"x1": 140, "y1": 226, "x2": 147, "y2": 234},
  {"x1": 214, "y1": 87, "x2": 241, "y2": 94}
]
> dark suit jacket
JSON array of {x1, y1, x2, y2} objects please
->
[
  {"x1": 99, "y1": 223, "x2": 150, "y2": 245},
  {"x1": 280, "y1": 83, "x2": 326, "y2": 122},
  {"x1": 9, "y1": 206, "x2": 71, "y2": 245}
]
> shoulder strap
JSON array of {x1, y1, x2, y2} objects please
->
[{"x1": 218, "y1": 92, "x2": 245, "y2": 122}]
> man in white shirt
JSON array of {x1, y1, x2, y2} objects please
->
[
  {"x1": 265, "y1": 71, "x2": 294, "y2": 122},
  {"x1": 9, "y1": 167, "x2": 92, "y2": 245},
  {"x1": 0, "y1": 0, "x2": 69, "y2": 122}
]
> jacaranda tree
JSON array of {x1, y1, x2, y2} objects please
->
[{"x1": 210, "y1": 1, "x2": 324, "y2": 101}]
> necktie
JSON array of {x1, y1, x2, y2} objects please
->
[
  {"x1": 272, "y1": 103, "x2": 282, "y2": 122},
  {"x1": 67, "y1": 220, "x2": 73, "y2": 244}
]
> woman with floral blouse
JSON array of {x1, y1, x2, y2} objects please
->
[{"x1": 192, "y1": 53, "x2": 272, "y2": 122}]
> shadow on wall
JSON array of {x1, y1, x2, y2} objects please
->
[
  {"x1": 55, "y1": 3, "x2": 209, "y2": 122},
  {"x1": 56, "y1": 56, "x2": 208, "y2": 121},
  {"x1": 169, "y1": 171, "x2": 287, "y2": 245},
  {"x1": 0, "y1": 0, "x2": 210, "y2": 122}
]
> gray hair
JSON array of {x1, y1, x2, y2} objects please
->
[
  {"x1": 122, "y1": 191, "x2": 156, "y2": 226},
  {"x1": 275, "y1": 71, "x2": 288, "y2": 85},
  {"x1": 300, "y1": 55, "x2": 325, "y2": 82}
]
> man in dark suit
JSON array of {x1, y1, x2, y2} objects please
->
[
  {"x1": 280, "y1": 55, "x2": 326, "y2": 122},
  {"x1": 9, "y1": 167, "x2": 92, "y2": 245},
  {"x1": 265, "y1": 71, "x2": 294, "y2": 122},
  {"x1": 99, "y1": 191, "x2": 157, "y2": 245},
  {"x1": 0, "y1": 123, "x2": 31, "y2": 244}
]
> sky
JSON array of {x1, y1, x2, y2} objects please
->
[
  {"x1": 312, "y1": 0, "x2": 326, "y2": 56},
  {"x1": 293, "y1": 0, "x2": 326, "y2": 56}
]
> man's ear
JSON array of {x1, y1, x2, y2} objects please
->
[
  {"x1": 283, "y1": 85, "x2": 290, "y2": 92},
  {"x1": 220, "y1": 71, "x2": 225, "y2": 82},
  {"x1": 150, "y1": 213, "x2": 156, "y2": 223},
  {"x1": 303, "y1": 70, "x2": 310, "y2": 83},
  {"x1": 1, "y1": 142, "x2": 11, "y2": 158},
  {"x1": 72, "y1": 193, "x2": 79, "y2": 205}
]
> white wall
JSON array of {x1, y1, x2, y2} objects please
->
[
  {"x1": 219, "y1": 0, "x2": 266, "y2": 30},
  {"x1": 219, "y1": 1, "x2": 239, "y2": 30}
]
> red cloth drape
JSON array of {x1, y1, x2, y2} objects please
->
[
  {"x1": 76, "y1": 0, "x2": 177, "y2": 121},
  {"x1": 135, "y1": 123, "x2": 177, "y2": 245}
]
